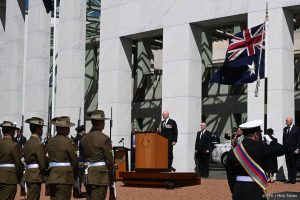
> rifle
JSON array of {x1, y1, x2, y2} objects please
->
[
  {"x1": 109, "y1": 107, "x2": 116, "y2": 199},
  {"x1": 78, "y1": 107, "x2": 81, "y2": 127},
  {"x1": 75, "y1": 107, "x2": 82, "y2": 194},
  {"x1": 21, "y1": 115, "x2": 24, "y2": 133},
  {"x1": 110, "y1": 107, "x2": 113, "y2": 139},
  {"x1": 47, "y1": 121, "x2": 51, "y2": 136},
  {"x1": 48, "y1": 110, "x2": 54, "y2": 137}
]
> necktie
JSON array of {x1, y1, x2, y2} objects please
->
[
  {"x1": 287, "y1": 127, "x2": 290, "y2": 134},
  {"x1": 200, "y1": 131, "x2": 203, "y2": 139},
  {"x1": 163, "y1": 121, "x2": 166, "y2": 128}
]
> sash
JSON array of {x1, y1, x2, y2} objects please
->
[{"x1": 233, "y1": 143, "x2": 268, "y2": 193}]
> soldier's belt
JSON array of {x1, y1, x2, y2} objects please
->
[
  {"x1": 236, "y1": 176, "x2": 253, "y2": 182},
  {"x1": 85, "y1": 161, "x2": 106, "y2": 167},
  {"x1": 84, "y1": 161, "x2": 107, "y2": 182},
  {"x1": 0, "y1": 164, "x2": 15, "y2": 168},
  {"x1": 26, "y1": 164, "x2": 39, "y2": 169},
  {"x1": 49, "y1": 162, "x2": 71, "y2": 167}
]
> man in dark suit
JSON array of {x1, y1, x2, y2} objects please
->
[
  {"x1": 195, "y1": 122, "x2": 212, "y2": 177},
  {"x1": 161, "y1": 111, "x2": 178, "y2": 172},
  {"x1": 73, "y1": 125, "x2": 86, "y2": 198},
  {"x1": 283, "y1": 116, "x2": 300, "y2": 184},
  {"x1": 44, "y1": 132, "x2": 52, "y2": 146},
  {"x1": 131, "y1": 128, "x2": 137, "y2": 171},
  {"x1": 13, "y1": 129, "x2": 27, "y2": 148}
]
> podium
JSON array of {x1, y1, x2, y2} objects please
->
[
  {"x1": 135, "y1": 132, "x2": 168, "y2": 170},
  {"x1": 113, "y1": 146, "x2": 130, "y2": 180},
  {"x1": 119, "y1": 132, "x2": 200, "y2": 187}
]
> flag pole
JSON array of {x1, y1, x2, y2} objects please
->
[
  {"x1": 264, "y1": 2, "x2": 269, "y2": 132},
  {"x1": 51, "y1": 0, "x2": 57, "y2": 137}
]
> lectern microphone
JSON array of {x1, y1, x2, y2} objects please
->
[{"x1": 118, "y1": 138, "x2": 124, "y2": 144}]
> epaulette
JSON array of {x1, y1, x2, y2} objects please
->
[
  {"x1": 102, "y1": 133, "x2": 110, "y2": 140},
  {"x1": 66, "y1": 137, "x2": 75, "y2": 144}
]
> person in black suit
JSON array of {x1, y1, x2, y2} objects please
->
[
  {"x1": 161, "y1": 111, "x2": 178, "y2": 172},
  {"x1": 131, "y1": 128, "x2": 137, "y2": 171},
  {"x1": 44, "y1": 132, "x2": 52, "y2": 146},
  {"x1": 283, "y1": 116, "x2": 300, "y2": 184},
  {"x1": 195, "y1": 122, "x2": 212, "y2": 177},
  {"x1": 73, "y1": 125, "x2": 86, "y2": 198},
  {"x1": 226, "y1": 120, "x2": 285, "y2": 200},
  {"x1": 264, "y1": 128, "x2": 278, "y2": 183},
  {"x1": 13, "y1": 129, "x2": 27, "y2": 148}
]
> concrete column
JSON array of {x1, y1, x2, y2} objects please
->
[
  {"x1": 0, "y1": 16, "x2": 3, "y2": 125},
  {"x1": 56, "y1": 0, "x2": 86, "y2": 136},
  {"x1": 0, "y1": 14, "x2": 4, "y2": 80},
  {"x1": 162, "y1": 24, "x2": 202, "y2": 172},
  {"x1": 248, "y1": 8, "x2": 294, "y2": 180},
  {"x1": 0, "y1": 0, "x2": 4, "y2": 71},
  {"x1": 23, "y1": 0, "x2": 51, "y2": 138},
  {"x1": 98, "y1": 37, "x2": 132, "y2": 147},
  {"x1": 0, "y1": 0, "x2": 24, "y2": 125}
]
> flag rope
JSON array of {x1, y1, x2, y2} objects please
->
[
  {"x1": 255, "y1": 22, "x2": 266, "y2": 97},
  {"x1": 255, "y1": 3, "x2": 269, "y2": 97}
]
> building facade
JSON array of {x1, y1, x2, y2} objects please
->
[
  {"x1": 0, "y1": 0, "x2": 300, "y2": 177},
  {"x1": 99, "y1": 0, "x2": 300, "y2": 175}
]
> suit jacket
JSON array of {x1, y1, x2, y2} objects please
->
[
  {"x1": 44, "y1": 136, "x2": 51, "y2": 146},
  {"x1": 24, "y1": 136, "x2": 47, "y2": 183},
  {"x1": 195, "y1": 130, "x2": 212, "y2": 152},
  {"x1": 0, "y1": 137, "x2": 23, "y2": 184},
  {"x1": 161, "y1": 118, "x2": 178, "y2": 143},
  {"x1": 13, "y1": 135, "x2": 27, "y2": 148},
  {"x1": 81, "y1": 128, "x2": 114, "y2": 186},
  {"x1": 265, "y1": 136, "x2": 279, "y2": 173},
  {"x1": 283, "y1": 125, "x2": 300, "y2": 152},
  {"x1": 226, "y1": 138, "x2": 285, "y2": 194},
  {"x1": 46, "y1": 134, "x2": 78, "y2": 184}
]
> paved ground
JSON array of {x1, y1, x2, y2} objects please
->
[
  {"x1": 15, "y1": 180, "x2": 300, "y2": 200},
  {"x1": 15, "y1": 164, "x2": 299, "y2": 200}
]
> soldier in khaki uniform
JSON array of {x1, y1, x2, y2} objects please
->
[
  {"x1": 81, "y1": 110, "x2": 115, "y2": 200},
  {"x1": 0, "y1": 121, "x2": 23, "y2": 200},
  {"x1": 23, "y1": 117, "x2": 47, "y2": 200},
  {"x1": 46, "y1": 116, "x2": 79, "y2": 200}
]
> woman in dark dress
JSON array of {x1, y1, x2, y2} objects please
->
[{"x1": 265, "y1": 128, "x2": 278, "y2": 183}]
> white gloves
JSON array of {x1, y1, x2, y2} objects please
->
[{"x1": 263, "y1": 135, "x2": 272, "y2": 145}]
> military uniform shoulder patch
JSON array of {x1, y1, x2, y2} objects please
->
[
  {"x1": 65, "y1": 137, "x2": 75, "y2": 144},
  {"x1": 102, "y1": 133, "x2": 110, "y2": 139}
]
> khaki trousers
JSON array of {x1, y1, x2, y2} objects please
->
[
  {"x1": 0, "y1": 183, "x2": 17, "y2": 200},
  {"x1": 49, "y1": 184, "x2": 72, "y2": 200},
  {"x1": 26, "y1": 182, "x2": 42, "y2": 200},
  {"x1": 86, "y1": 185, "x2": 108, "y2": 200}
]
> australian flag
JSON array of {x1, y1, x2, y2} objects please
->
[{"x1": 211, "y1": 23, "x2": 265, "y2": 85}]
